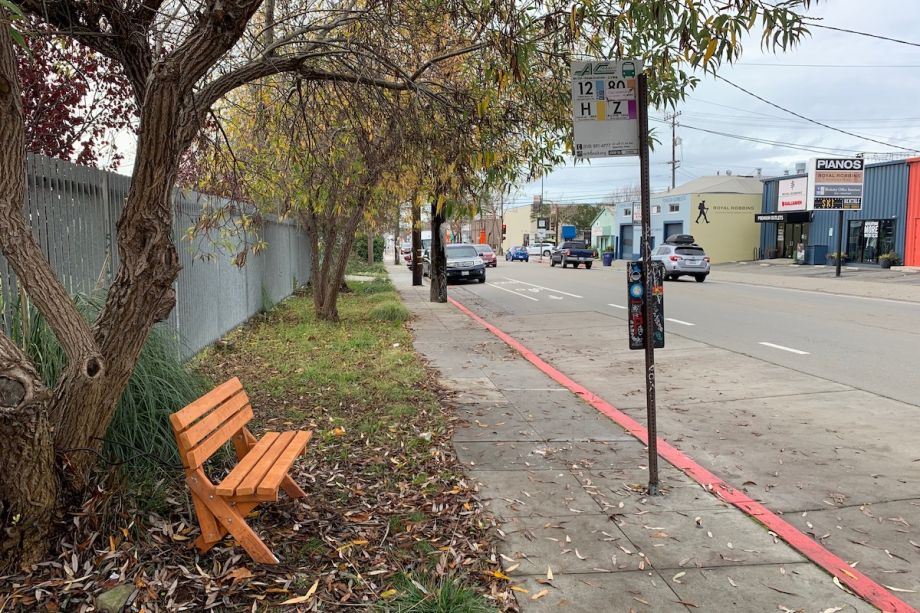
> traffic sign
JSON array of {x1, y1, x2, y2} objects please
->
[
  {"x1": 806, "y1": 158, "x2": 865, "y2": 211},
  {"x1": 571, "y1": 59, "x2": 642, "y2": 158}
]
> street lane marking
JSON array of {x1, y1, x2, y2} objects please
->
[
  {"x1": 607, "y1": 303, "x2": 627, "y2": 309},
  {"x1": 666, "y1": 317, "x2": 695, "y2": 326},
  {"x1": 447, "y1": 296, "x2": 914, "y2": 613},
  {"x1": 759, "y1": 342, "x2": 810, "y2": 355},
  {"x1": 501, "y1": 277, "x2": 583, "y2": 298},
  {"x1": 488, "y1": 283, "x2": 539, "y2": 301}
]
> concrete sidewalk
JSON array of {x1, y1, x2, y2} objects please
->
[
  {"x1": 391, "y1": 263, "x2": 875, "y2": 612},
  {"x1": 711, "y1": 261, "x2": 920, "y2": 303}
]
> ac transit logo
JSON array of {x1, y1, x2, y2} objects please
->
[{"x1": 816, "y1": 158, "x2": 864, "y2": 170}]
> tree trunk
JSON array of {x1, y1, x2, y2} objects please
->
[
  {"x1": 411, "y1": 201, "x2": 422, "y2": 286},
  {"x1": 0, "y1": 336, "x2": 58, "y2": 571},
  {"x1": 366, "y1": 231, "x2": 374, "y2": 265},
  {"x1": 430, "y1": 202, "x2": 447, "y2": 303},
  {"x1": 0, "y1": 21, "x2": 60, "y2": 568}
]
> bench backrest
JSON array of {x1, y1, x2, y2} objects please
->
[{"x1": 169, "y1": 377, "x2": 253, "y2": 469}]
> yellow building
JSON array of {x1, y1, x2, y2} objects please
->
[
  {"x1": 501, "y1": 204, "x2": 536, "y2": 251},
  {"x1": 615, "y1": 176, "x2": 763, "y2": 262}
]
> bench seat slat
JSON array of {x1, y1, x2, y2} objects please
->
[
  {"x1": 170, "y1": 377, "x2": 243, "y2": 432},
  {"x1": 236, "y1": 431, "x2": 296, "y2": 496},
  {"x1": 215, "y1": 432, "x2": 280, "y2": 497},
  {"x1": 184, "y1": 406, "x2": 254, "y2": 468},
  {"x1": 257, "y1": 431, "x2": 312, "y2": 496}
]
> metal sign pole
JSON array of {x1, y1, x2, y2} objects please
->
[
  {"x1": 637, "y1": 73, "x2": 659, "y2": 495},
  {"x1": 835, "y1": 210, "x2": 844, "y2": 278}
]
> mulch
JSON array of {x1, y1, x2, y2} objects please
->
[{"x1": 0, "y1": 344, "x2": 515, "y2": 611}]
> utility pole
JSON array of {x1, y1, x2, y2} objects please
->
[{"x1": 665, "y1": 111, "x2": 681, "y2": 189}]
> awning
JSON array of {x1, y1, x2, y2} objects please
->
[{"x1": 754, "y1": 212, "x2": 811, "y2": 223}]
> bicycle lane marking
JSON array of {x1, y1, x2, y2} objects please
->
[{"x1": 447, "y1": 295, "x2": 917, "y2": 613}]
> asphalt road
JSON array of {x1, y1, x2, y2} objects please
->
[{"x1": 463, "y1": 259, "x2": 920, "y2": 407}]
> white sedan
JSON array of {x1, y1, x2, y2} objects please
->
[{"x1": 526, "y1": 242, "x2": 555, "y2": 257}]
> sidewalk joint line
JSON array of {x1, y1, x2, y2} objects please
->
[{"x1": 447, "y1": 295, "x2": 918, "y2": 613}]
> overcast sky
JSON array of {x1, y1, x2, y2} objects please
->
[
  {"x1": 114, "y1": 0, "x2": 920, "y2": 208},
  {"x1": 505, "y1": 0, "x2": 920, "y2": 208}
]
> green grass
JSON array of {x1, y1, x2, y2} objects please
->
[
  {"x1": 369, "y1": 300, "x2": 410, "y2": 322},
  {"x1": 346, "y1": 254, "x2": 388, "y2": 276},
  {"x1": 196, "y1": 275, "x2": 441, "y2": 451},
  {"x1": 377, "y1": 575, "x2": 499, "y2": 613}
]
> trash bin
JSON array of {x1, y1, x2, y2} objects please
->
[
  {"x1": 602, "y1": 252, "x2": 615, "y2": 266},
  {"x1": 805, "y1": 245, "x2": 828, "y2": 265}
]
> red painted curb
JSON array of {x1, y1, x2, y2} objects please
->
[{"x1": 448, "y1": 296, "x2": 915, "y2": 613}]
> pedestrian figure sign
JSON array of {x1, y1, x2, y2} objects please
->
[{"x1": 571, "y1": 60, "x2": 642, "y2": 158}]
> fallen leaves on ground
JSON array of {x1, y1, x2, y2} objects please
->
[{"x1": 0, "y1": 293, "x2": 514, "y2": 611}]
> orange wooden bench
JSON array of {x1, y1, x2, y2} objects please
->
[{"x1": 169, "y1": 377, "x2": 312, "y2": 564}]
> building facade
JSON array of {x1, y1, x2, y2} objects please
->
[
  {"x1": 590, "y1": 206, "x2": 618, "y2": 253},
  {"x1": 758, "y1": 160, "x2": 911, "y2": 265},
  {"x1": 617, "y1": 176, "x2": 763, "y2": 263}
]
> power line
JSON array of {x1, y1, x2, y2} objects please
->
[
  {"x1": 736, "y1": 62, "x2": 920, "y2": 68},
  {"x1": 806, "y1": 22, "x2": 920, "y2": 48},
  {"x1": 668, "y1": 120, "x2": 883, "y2": 156},
  {"x1": 713, "y1": 75, "x2": 920, "y2": 153}
]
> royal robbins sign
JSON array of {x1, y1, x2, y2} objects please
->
[
  {"x1": 807, "y1": 158, "x2": 865, "y2": 211},
  {"x1": 777, "y1": 177, "x2": 807, "y2": 212}
]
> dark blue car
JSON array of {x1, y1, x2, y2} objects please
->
[{"x1": 505, "y1": 246, "x2": 529, "y2": 262}]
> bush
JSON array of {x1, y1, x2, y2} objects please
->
[
  {"x1": 377, "y1": 575, "x2": 498, "y2": 613},
  {"x1": 355, "y1": 234, "x2": 386, "y2": 262},
  {"x1": 7, "y1": 293, "x2": 208, "y2": 480},
  {"x1": 368, "y1": 300, "x2": 410, "y2": 322}
]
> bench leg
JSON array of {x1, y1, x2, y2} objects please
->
[
  {"x1": 187, "y1": 470, "x2": 279, "y2": 564},
  {"x1": 281, "y1": 475, "x2": 308, "y2": 499},
  {"x1": 190, "y1": 491, "x2": 222, "y2": 546},
  {"x1": 194, "y1": 501, "x2": 258, "y2": 552}
]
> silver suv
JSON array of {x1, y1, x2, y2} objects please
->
[{"x1": 651, "y1": 242, "x2": 710, "y2": 282}]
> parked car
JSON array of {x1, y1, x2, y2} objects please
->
[
  {"x1": 505, "y1": 246, "x2": 529, "y2": 262},
  {"x1": 474, "y1": 244, "x2": 497, "y2": 267},
  {"x1": 422, "y1": 243, "x2": 486, "y2": 283},
  {"x1": 526, "y1": 242, "x2": 555, "y2": 257},
  {"x1": 550, "y1": 240, "x2": 595, "y2": 269},
  {"x1": 405, "y1": 237, "x2": 433, "y2": 268},
  {"x1": 400, "y1": 242, "x2": 412, "y2": 255},
  {"x1": 651, "y1": 242, "x2": 710, "y2": 282}
]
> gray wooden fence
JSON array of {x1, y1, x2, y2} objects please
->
[{"x1": 0, "y1": 154, "x2": 311, "y2": 360}]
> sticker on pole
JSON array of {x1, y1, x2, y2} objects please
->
[{"x1": 571, "y1": 59, "x2": 642, "y2": 158}]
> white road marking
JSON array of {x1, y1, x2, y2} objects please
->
[
  {"x1": 501, "y1": 277, "x2": 583, "y2": 298},
  {"x1": 607, "y1": 303, "x2": 627, "y2": 309},
  {"x1": 549, "y1": 295, "x2": 563, "y2": 300},
  {"x1": 666, "y1": 318, "x2": 695, "y2": 326},
  {"x1": 489, "y1": 283, "x2": 539, "y2": 301},
  {"x1": 758, "y1": 342, "x2": 810, "y2": 355}
]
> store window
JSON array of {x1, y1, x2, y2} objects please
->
[{"x1": 846, "y1": 219, "x2": 895, "y2": 264}]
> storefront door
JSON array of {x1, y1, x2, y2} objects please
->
[{"x1": 779, "y1": 223, "x2": 809, "y2": 258}]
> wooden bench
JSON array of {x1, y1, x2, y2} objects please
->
[{"x1": 169, "y1": 377, "x2": 312, "y2": 564}]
